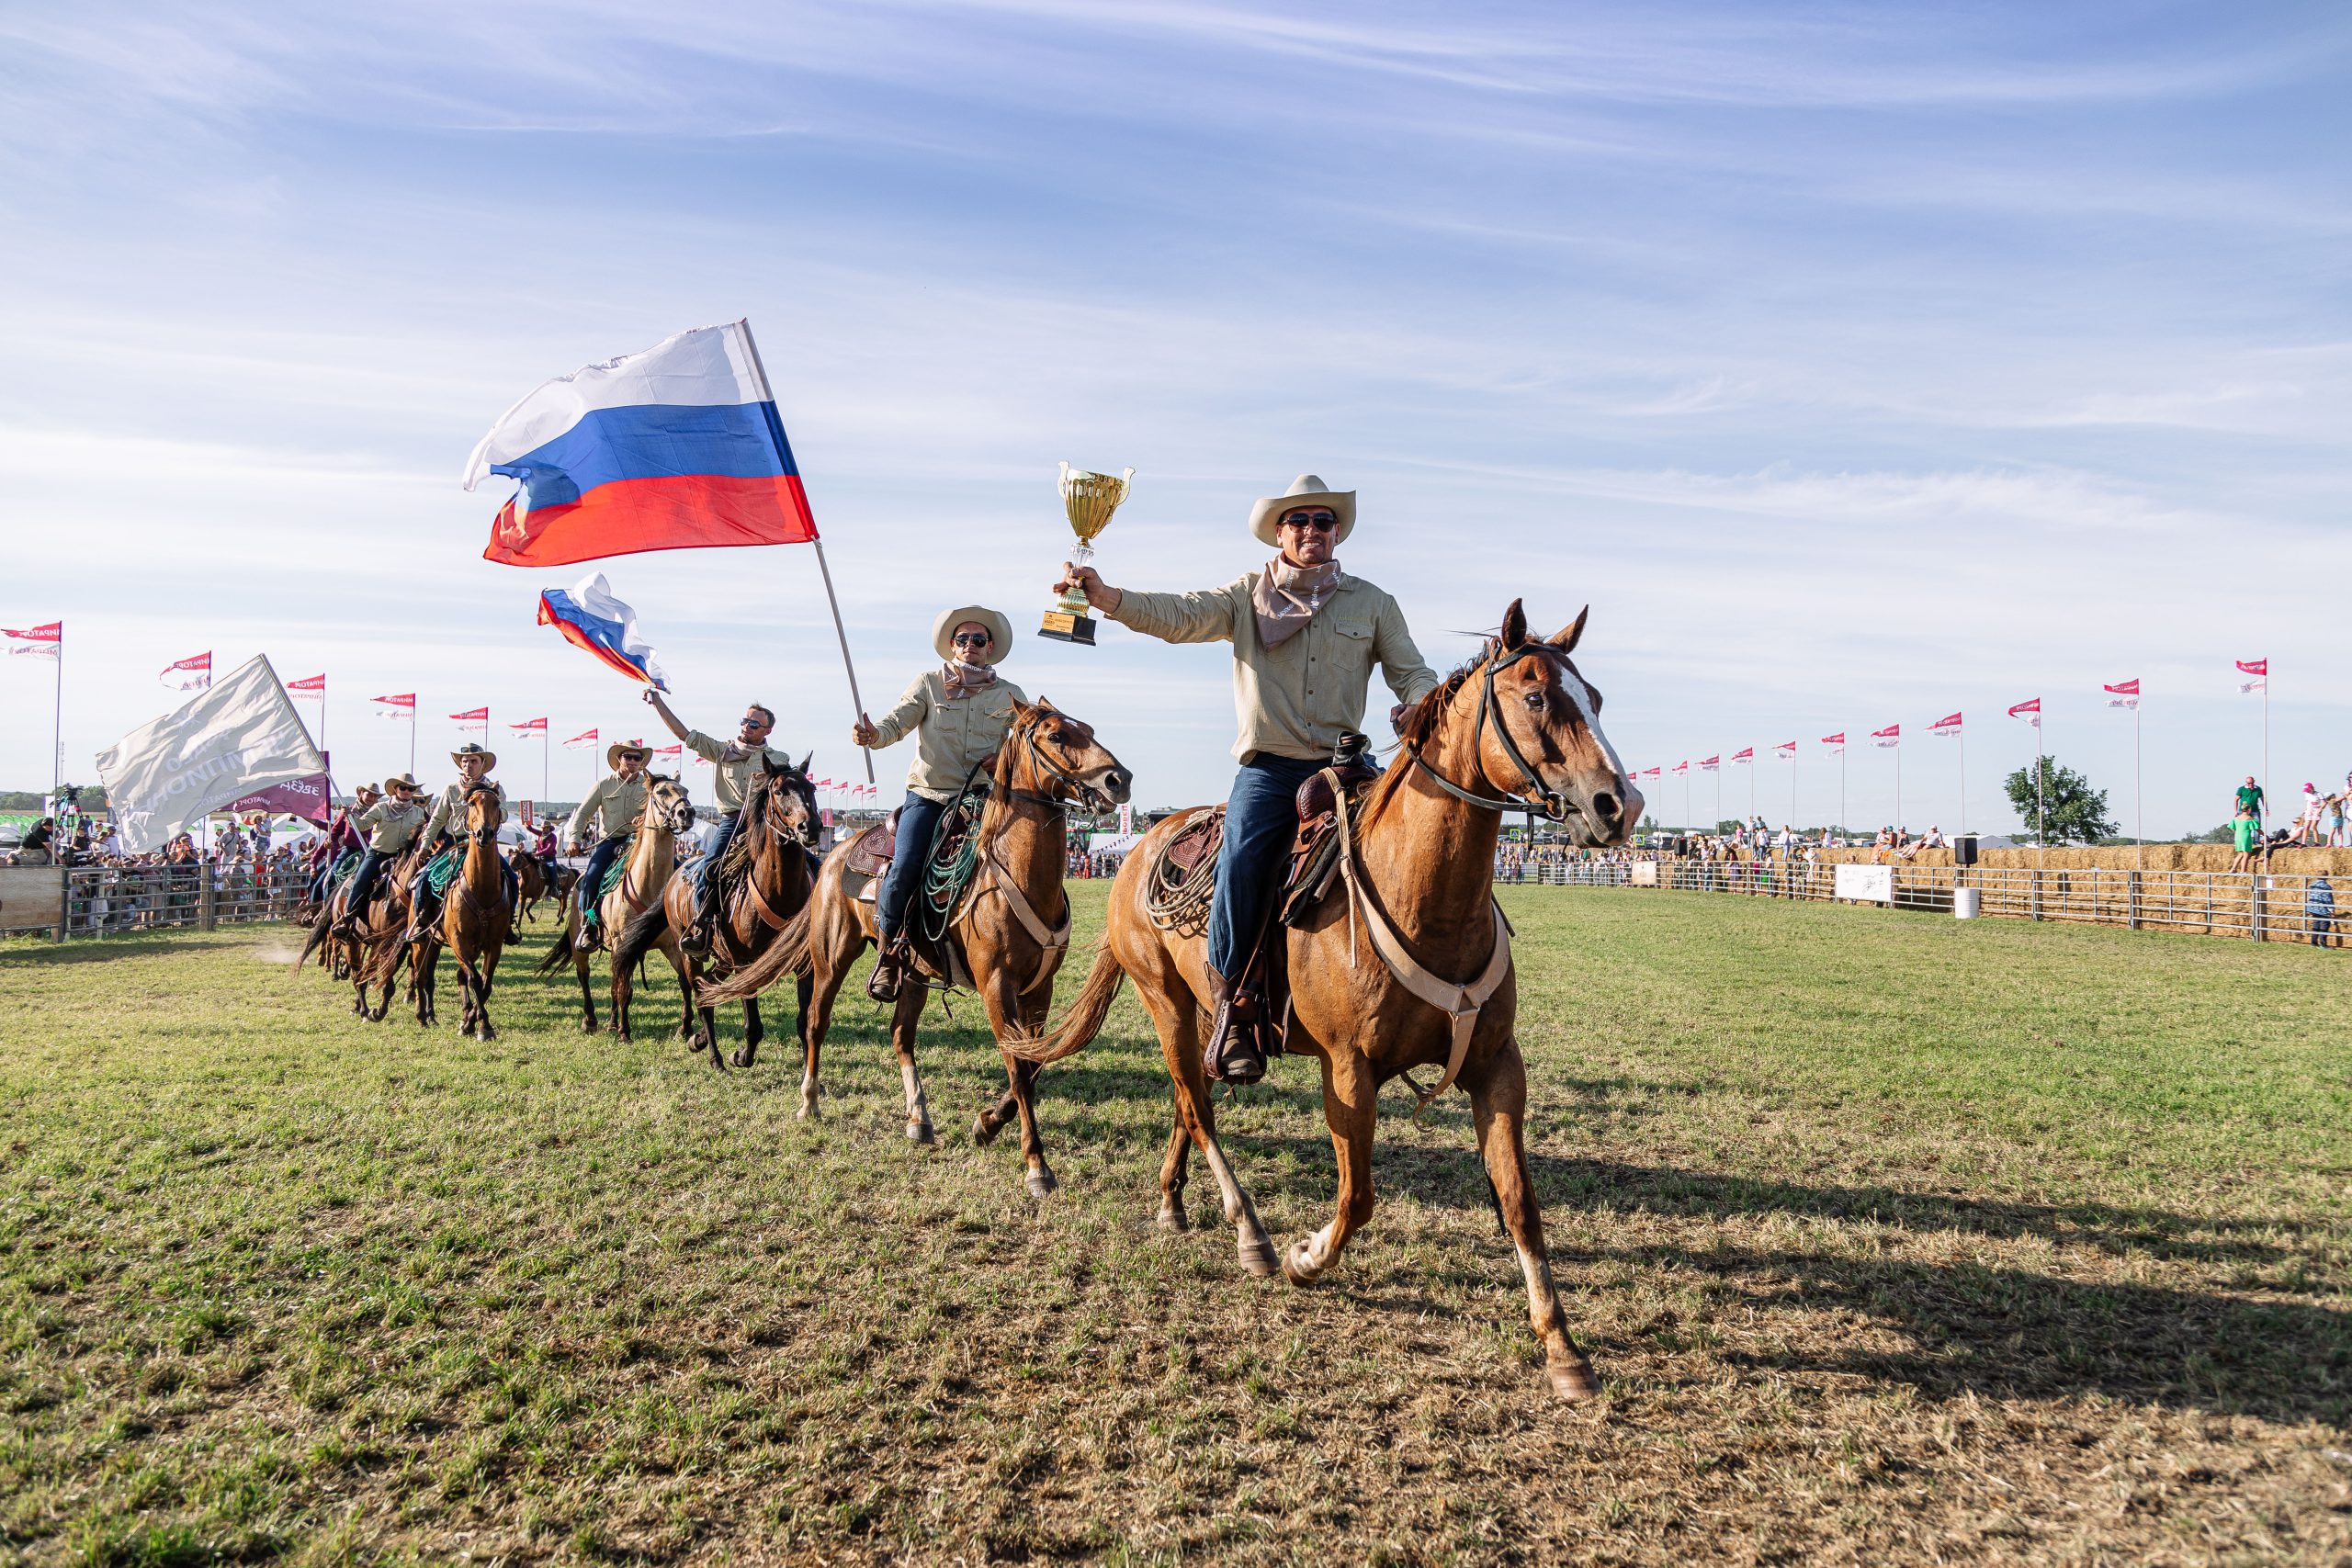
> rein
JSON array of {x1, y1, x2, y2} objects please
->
[{"x1": 1402, "y1": 642, "x2": 1579, "y2": 823}]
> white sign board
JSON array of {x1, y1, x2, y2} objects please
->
[{"x1": 1834, "y1": 863, "x2": 1894, "y2": 903}]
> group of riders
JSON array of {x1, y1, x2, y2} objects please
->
[{"x1": 312, "y1": 474, "x2": 1451, "y2": 1085}]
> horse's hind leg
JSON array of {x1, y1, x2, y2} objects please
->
[
  {"x1": 730, "y1": 998, "x2": 763, "y2": 1070},
  {"x1": 1146, "y1": 981, "x2": 1276, "y2": 1275},
  {"x1": 888, "y1": 987, "x2": 933, "y2": 1145},
  {"x1": 574, "y1": 953, "x2": 599, "y2": 1033},
  {"x1": 1462, "y1": 1037, "x2": 1599, "y2": 1403},
  {"x1": 1282, "y1": 1044, "x2": 1376, "y2": 1287},
  {"x1": 1156, "y1": 1118, "x2": 1192, "y2": 1231},
  {"x1": 798, "y1": 933, "x2": 857, "y2": 1120}
]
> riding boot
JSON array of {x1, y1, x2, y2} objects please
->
[
  {"x1": 1204, "y1": 968, "x2": 1266, "y2": 1087},
  {"x1": 866, "y1": 935, "x2": 906, "y2": 1003}
]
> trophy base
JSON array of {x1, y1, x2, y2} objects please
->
[{"x1": 1038, "y1": 610, "x2": 1097, "y2": 645}]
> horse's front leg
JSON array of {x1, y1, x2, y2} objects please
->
[
  {"x1": 730, "y1": 998, "x2": 763, "y2": 1070},
  {"x1": 475, "y1": 950, "x2": 500, "y2": 1041},
  {"x1": 888, "y1": 985, "x2": 933, "y2": 1144},
  {"x1": 1283, "y1": 1043, "x2": 1377, "y2": 1286},
  {"x1": 1461, "y1": 1036, "x2": 1599, "y2": 1403}
]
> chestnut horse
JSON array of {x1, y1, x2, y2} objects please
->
[
  {"x1": 511, "y1": 849, "x2": 548, "y2": 924},
  {"x1": 1007, "y1": 601, "x2": 1637, "y2": 1402},
  {"x1": 292, "y1": 840, "x2": 422, "y2": 1020},
  {"x1": 613, "y1": 756, "x2": 818, "y2": 1071},
  {"x1": 415, "y1": 783, "x2": 511, "y2": 1040},
  {"x1": 704, "y1": 699, "x2": 1131, "y2": 1194},
  {"x1": 536, "y1": 774, "x2": 697, "y2": 1039}
]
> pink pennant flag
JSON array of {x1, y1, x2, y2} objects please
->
[
  {"x1": 1930, "y1": 712, "x2": 1962, "y2": 737},
  {"x1": 1871, "y1": 724, "x2": 1900, "y2": 748},
  {"x1": 286, "y1": 672, "x2": 326, "y2": 696},
  {"x1": 2236, "y1": 659, "x2": 2267, "y2": 694},
  {"x1": 2103, "y1": 678, "x2": 2139, "y2": 710},
  {"x1": 1773, "y1": 740, "x2": 1796, "y2": 757},
  {"x1": 564, "y1": 728, "x2": 600, "y2": 749},
  {"x1": 1671, "y1": 761, "x2": 1688, "y2": 774},
  {"x1": 2007, "y1": 698, "x2": 2041, "y2": 728},
  {"x1": 1699, "y1": 755, "x2": 1720, "y2": 770},
  {"x1": 509, "y1": 716, "x2": 548, "y2": 733},
  {"x1": 1820, "y1": 731, "x2": 1845, "y2": 752},
  {"x1": 160, "y1": 651, "x2": 212, "y2": 690},
  {"x1": 1731, "y1": 747, "x2": 1754, "y2": 763},
  {"x1": 3, "y1": 621, "x2": 60, "y2": 657},
  {"x1": 373, "y1": 693, "x2": 415, "y2": 719}
]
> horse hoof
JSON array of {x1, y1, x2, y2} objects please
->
[
  {"x1": 582, "y1": 1021, "x2": 599, "y2": 1034},
  {"x1": 1281, "y1": 1240, "x2": 1328, "y2": 1287},
  {"x1": 1154, "y1": 1201, "x2": 1190, "y2": 1233},
  {"x1": 1237, "y1": 1237, "x2": 1280, "y2": 1279},
  {"x1": 907, "y1": 1122, "x2": 935, "y2": 1145},
  {"x1": 1024, "y1": 1170, "x2": 1058, "y2": 1200},
  {"x1": 1548, "y1": 1359, "x2": 1601, "y2": 1403},
  {"x1": 797, "y1": 1100, "x2": 821, "y2": 1122},
  {"x1": 729, "y1": 1048, "x2": 754, "y2": 1069},
  {"x1": 478, "y1": 1026, "x2": 495, "y2": 1043},
  {"x1": 971, "y1": 1111, "x2": 1001, "y2": 1146}
]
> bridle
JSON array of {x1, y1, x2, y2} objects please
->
[
  {"x1": 463, "y1": 783, "x2": 502, "y2": 847},
  {"x1": 1403, "y1": 641, "x2": 1590, "y2": 824},
  {"x1": 1006, "y1": 714, "x2": 1115, "y2": 814}
]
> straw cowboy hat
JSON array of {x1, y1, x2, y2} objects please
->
[
  {"x1": 356, "y1": 782, "x2": 382, "y2": 798},
  {"x1": 1248, "y1": 473, "x2": 1356, "y2": 548},
  {"x1": 450, "y1": 742, "x2": 497, "y2": 769},
  {"x1": 933, "y1": 605, "x2": 1014, "y2": 664},
  {"x1": 606, "y1": 739, "x2": 651, "y2": 771},
  {"x1": 384, "y1": 773, "x2": 422, "y2": 793}
]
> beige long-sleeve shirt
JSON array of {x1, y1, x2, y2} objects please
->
[
  {"x1": 424, "y1": 778, "x2": 505, "y2": 841},
  {"x1": 354, "y1": 798, "x2": 427, "y2": 853},
  {"x1": 1108, "y1": 571, "x2": 1438, "y2": 761},
  {"x1": 868, "y1": 670, "x2": 1031, "y2": 803},
  {"x1": 684, "y1": 731, "x2": 797, "y2": 812},
  {"x1": 567, "y1": 773, "x2": 649, "y2": 843}
]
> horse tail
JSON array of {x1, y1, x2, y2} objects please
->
[
  {"x1": 289, "y1": 919, "x2": 330, "y2": 975},
  {"x1": 610, "y1": 900, "x2": 673, "y2": 979},
  {"x1": 535, "y1": 917, "x2": 578, "y2": 976},
  {"x1": 695, "y1": 909, "x2": 810, "y2": 1007},
  {"x1": 1000, "y1": 936, "x2": 1125, "y2": 1065}
]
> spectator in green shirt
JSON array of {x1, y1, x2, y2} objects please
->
[{"x1": 2235, "y1": 776, "x2": 2266, "y2": 820}]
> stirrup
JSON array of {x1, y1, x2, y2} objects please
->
[{"x1": 866, "y1": 942, "x2": 905, "y2": 1003}]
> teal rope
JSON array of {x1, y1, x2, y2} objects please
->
[{"x1": 918, "y1": 770, "x2": 991, "y2": 946}]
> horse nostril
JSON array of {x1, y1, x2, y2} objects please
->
[{"x1": 1592, "y1": 791, "x2": 1619, "y2": 822}]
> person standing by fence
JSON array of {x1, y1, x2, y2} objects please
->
[{"x1": 2307, "y1": 875, "x2": 2335, "y2": 948}]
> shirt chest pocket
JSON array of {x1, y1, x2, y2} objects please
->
[{"x1": 1329, "y1": 620, "x2": 1374, "y2": 671}]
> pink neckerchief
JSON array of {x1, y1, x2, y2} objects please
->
[
  {"x1": 943, "y1": 660, "x2": 998, "y2": 699},
  {"x1": 1251, "y1": 556, "x2": 1343, "y2": 649}
]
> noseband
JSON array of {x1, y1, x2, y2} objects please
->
[
  {"x1": 1008, "y1": 719, "x2": 1112, "y2": 813},
  {"x1": 1404, "y1": 643, "x2": 1588, "y2": 823}
]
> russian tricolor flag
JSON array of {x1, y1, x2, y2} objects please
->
[
  {"x1": 537, "y1": 571, "x2": 670, "y2": 690},
  {"x1": 464, "y1": 321, "x2": 817, "y2": 568}
]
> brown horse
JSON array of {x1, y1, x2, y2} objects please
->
[
  {"x1": 293, "y1": 841, "x2": 422, "y2": 1019},
  {"x1": 535, "y1": 775, "x2": 696, "y2": 1039},
  {"x1": 1007, "y1": 601, "x2": 1638, "y2": 1402},
  {"x1": 415, "y1": 783, "x2": 511, "y2": 1040},
  {"x1": 511, "y1": 849, "x2": 548, "y2": 924},
  {"x1": 705, "y1": 699, "x2": 1131, "y2": 1193},
  {"x1": 613, "y1": 755, "x2": 818, "y2": 1070}
]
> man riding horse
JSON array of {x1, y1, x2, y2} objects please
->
[
  {"x1": 332, "y1": 773, "x2": 425, "y2": 938},
  {"x1": 850, "y1": 605, "x2": 1028, "y2": 1004},
  {"x1": 404, "y1": 744, "x2": 513, "y2": 942},
  {"x1": 309, "y1": 781, "x2": 377, "y2": 912},
  {"x1": 642, "y1": 689, "x2": 795, "y2": 947},
  {"x1": 565, "y1": 738, "x2": 652, "y2": 945},
  {"x1": 1055, "y1": 473, "x2": 1436, "y2": 1084}
]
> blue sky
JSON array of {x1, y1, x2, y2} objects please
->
[{"x1": 3, "y1": 2, "x2": 2346, "y2": 833}]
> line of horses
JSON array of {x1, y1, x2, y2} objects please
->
[{"x1": 288, "y1": 600, "x2": 1637, "y2": 1403}]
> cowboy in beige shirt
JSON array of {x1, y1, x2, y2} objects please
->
[
  {"x1": 407, "y1": 745, "x2": 512, "y2": 940},
  {"x1": 334, "y1": 773, "x2": 425, "y2": 935},
  {"x1": 851, "y1": 606, "x2": 1028, "y2": 1000},
  {"x1": 1057, "y1": 473, "x2": 1437, "y2": 1083},
  {"x1": 565, "y1": 739, "x2": 652, "y2": 935},
  {"x1": 643, "y1": 689, "x2": 798, "y2": 942}
]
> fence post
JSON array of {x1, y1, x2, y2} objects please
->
[
  {"x1": 2249, "y1": 875, "x2": 2264, "y2": 943},
  {"x1": 53, "y1": 866, "x2": 68, "y2": 943},
  {"x1": 2127, "y1": 871, "x2": 2142, "y2": 931},
  {"x1": 2030, "y1": 868, "x2": 2043, "y2": 921},
  {"x1": 199, "y1": 866, "x2": 217, "y2": 932}
]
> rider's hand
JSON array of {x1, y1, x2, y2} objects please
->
[
  {"x1": 851, "y1": 714, "x2": 879, "y2": 748},
  {"x1": 1389, "y1": 703, "x2": 1408, "y2": 733},
  {"x1": 1055, "y1": 562, "x2": 1119, "y2": 612}
]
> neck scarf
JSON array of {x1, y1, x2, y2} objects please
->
[
  {"x1": 1252, "y1": 556, "x2": 1343, "y2": 649},
  {"x1": 943, "y1": 660, "x2": 998, "y2": 699}
]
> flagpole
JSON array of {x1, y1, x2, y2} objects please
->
[
  {"x1": 1959, "y1": 725, "x2": 1966, "y2": 837},
  {"x1": 2263, "y1": 668, "x2": 2270, "y2": 827},
  {"x1": 1840, "y1": 745, "x2": 1847, "y2": 841},
  {"x1": 542, "y1": 725, "x2": 549, "y2": 805},
  {"x1": 2134, "y1": 699, "x2": 2143, "y2": 871},
  {"x1": 1789, "y1": 750, "x2": 1796, "y2": 829},
  {"x1": 2036, "y1": 717, "x2": 2046, "y2": 857},
  {"x1": 51, "y1": 622, "x2": 63, "y2": 796},
  {"x1": 734, "y1": 319, "x2": 876, "y2": 785},
  {"x1": 408, "y1": 705, "x2": 417, "y2": 777}
]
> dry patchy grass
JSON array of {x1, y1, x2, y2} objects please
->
[{"x1": 2, "y1": 886, "x2": 2348, "y2": 1564}]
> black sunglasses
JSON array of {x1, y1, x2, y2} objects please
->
[
  {"x1": 952, "y1": 633, "x2": 993, "y2": 648},
  {"x1": 741, "y1": 716, "x2": 772, "y2": 729},
  {"x1": 1281, "y1": 512, "x2": 1339, "y2": 532}
]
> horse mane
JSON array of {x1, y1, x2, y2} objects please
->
[{"x1": 1363, "y1": 641, "x2": 1491, "y2": 819}]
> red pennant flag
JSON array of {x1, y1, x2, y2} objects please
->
[{"x1": 563, "y1": 728, "x2": 600, "y2": 749}]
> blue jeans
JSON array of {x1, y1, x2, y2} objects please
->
[
  {"x1": 1207, "y1": 754, "x2": 1323, "y2": 980},
  {"x1": 579, "y1": 835, "x2": 625, "y2": 921},
  {"x1": 345, "y1": 849, "x2": 389, "y2": 916},
  {"x1": 876, "y1": 792, "x2": 947, "y2": 943}
]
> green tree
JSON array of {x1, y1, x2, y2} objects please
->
[{"x1": 2002, "y1": 755, "x2": 2116, "y2": 846}]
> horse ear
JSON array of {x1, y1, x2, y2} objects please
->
[
  {"x1": 797, "y1": 750, "x2": 813, "y2": 775},
  {"x1": 1549, "y1": 605, "x2": 1589, "y2": 653},
  {"x1": 1500, "y1": 600, "x2": 1529, "y2": 650}
]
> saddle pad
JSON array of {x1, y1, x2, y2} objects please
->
[
  {"x1": 326, "y1": 852, "x2": 359, "y2": 889},
  {"x1": 598, "y1": 856, "x2": 631, "y2": 901},
  {"x1": 424, "y1": 848, "x2": 460, "y2": 896}
]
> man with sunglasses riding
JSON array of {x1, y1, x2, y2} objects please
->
[
  {"x1": 850, "y1": 606, "x2": 1028, "y2": 1002},
  {"x1": 1054, "y1": 474, "x2": 1436, "y2": 1084},
  {"x1": 644, "y1": 690, "x2": 796, "y2": 947}
]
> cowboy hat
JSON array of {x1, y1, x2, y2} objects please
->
[
  {"x1": 450, "y1": 742, "x2": 498, "y2": 769},
  {"x1": 384, "y1": 772, "x2": 422, "y2": 793},
  {"x1": 607, "y1": 739, "x2": 652, "y2": 771},
  {"x1": 933, "y1": 605, "x2": 1014, "y2": 664},
  {"x1": 356, "y1": 782, "x2": 382, "y2": 797},
  {"x1": 1248, "y1": 473, "x2": 1356, "y2": 548}
]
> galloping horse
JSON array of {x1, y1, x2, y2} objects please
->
[
  {"x1": 536, "y1": 774, "x2": 697, "y2": 1039},
  {"x1": 414, "y1": 783, "x2": 512, "y2": 1040},
  {"x1": 613, "y1": 756, "x2": 818, "y2": 1070},
  {"x1": 704, "y1": 699, "x2": 1131, "y2": 1194},
  {"x1": 1007, "y1": 601, "x2": 1637, "y2": 1402},
  {"x1": 293, "y1": 841, "x2": 422, "y2": 1020}
]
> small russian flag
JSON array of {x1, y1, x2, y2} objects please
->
[{"x1": 537, "y1": 572, "x2": 669, "y2": 690}]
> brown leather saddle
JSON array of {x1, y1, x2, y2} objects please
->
[{"x1": 842, "y1": 804, "x2": 986, "y2": 987}]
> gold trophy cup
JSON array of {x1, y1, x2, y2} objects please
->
[{"x1": 1040, "y1": 461, "x2": 1134, "y2": 645}]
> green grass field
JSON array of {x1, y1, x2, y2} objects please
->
[{"x1": 3, "y1": 887, "x2": 2348, "y2": 1564}]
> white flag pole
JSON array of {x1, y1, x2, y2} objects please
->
[
  {"x1": 51, "y1": 622, "x2": 63, "y2": 795},
  {"x1": 2134, "y1": 698, "x2": 2143, "y2": 870},
  {"x1": 734, "y1": 320, "x2": 875, "y2": 785},
  {"x1": 1959, "y1": 722, "x2": 1966, "y2": 837}
]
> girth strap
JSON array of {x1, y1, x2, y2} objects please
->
[{"x1": 1330, "y1": 774, "x2": 1513, "y2": 1119}]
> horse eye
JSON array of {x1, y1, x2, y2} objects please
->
[{"x1": 1523, "y1": 691, "x2": 1545, "y2": 710}]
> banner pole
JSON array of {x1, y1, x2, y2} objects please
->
[
  {"x1": 1959, "y1": 724, "x2": 1966, "y2": 837},
  {"x1": 51, "y1": 621, "x2": 63, "y2": 797},
  {"x1": 409, "y1": 706, "x2": 416, "y2": 776},
  {"x1": 2135, "y1": 701, "x2": 2143, "y2": 871}
]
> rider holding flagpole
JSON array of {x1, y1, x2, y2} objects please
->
[{"x1": 1053, "y1": 474, "x2": 1437, "y2": 1085}]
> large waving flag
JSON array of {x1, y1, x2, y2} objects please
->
[
  {"x1": 537, "y1": 571, "x2": 670, "y2": 689},
  {"x1": 97, "y1": 656, "x2": 326, "y2": 852},
  {"x1": 5, "y1": 621, "x2": 61, "y2": 657},
  {"x1": 464, "y1": 321, "x2": 818, "y2": 568}
]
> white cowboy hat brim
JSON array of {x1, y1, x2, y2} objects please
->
[
  {"x1": 606, "y1": 740, "x2": 651, "y2": 771},
  {"x1": 933, "y1": 605, "x2": 1014, "y2": 664},
  {"x1": 1249, "y1": 473, "x2": 1355, "y2": 548}
]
